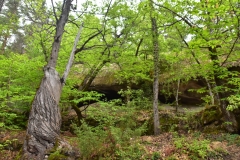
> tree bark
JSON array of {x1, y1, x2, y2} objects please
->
[
  {"x1": 1, "y1": 30, "x2": 10, "y2": 54},
  {"x1": 23, "y1": 67, "x2": 62, "y2": 159},
  {"x1": 175, "y1": 79, "x2": 180, "y2": 112},
  {"x1": 48, "y1": 0, "x2": 72, "y2": 68},
  {"x1": 149, "y1": 0, "x2": 160, "y2": 136},
  {"x1": 0, "y1": 0, "x2": 4, "y2": 13},
  {"x1": 22, "y1": 0, "x2": 73, "y2": 159}
]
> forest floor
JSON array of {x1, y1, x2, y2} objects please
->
[
  {"x1": 1, "y1": 130, "x2": 240, "y2": 160},
  {"x1": 1, "y1": 105, "x2": 240, "y2": 159}
]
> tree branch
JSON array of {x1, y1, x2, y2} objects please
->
[
  {"x1": 74, "y1": 30, "x2": 103, "y2": 54},
  {"x1": 62, "y1": 22, "x2": 84, "y2": 84},
  {"x1": 135, "y1": 38, "x2": 143, "y2": 57},
  {"x1": 51, "y1": 0, "x2": 59, "y2": 22}
]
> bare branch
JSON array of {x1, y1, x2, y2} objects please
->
[
  {"x1": 51, "y1": 0, "x2": 59, "y2": 22},
  {"x1": 74, "y1": 30, "x2": 103, "y2": 54},
  {"x1": 62, "y1": 22, "x2": 84, "y2": 84},
  {"x1": 153, "y1": 1, "x2": 193, "y2": 27},
  {"x1": 221, "y1": 36, "x2": 239, "y2": 67},
  {"x1": 135, "y1": 38, "x2": 143, "y2": 57}
]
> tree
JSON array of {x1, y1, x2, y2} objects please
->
[
  {"x1": 22, "y1": 0, "x2": 83, "y2": 159},
  {"x1": 154, "y1": 0, "x2": 240, "y2": 132},
  {"x1": 0, "y1": 0, "x2": 4, "y2": 12},
  {"x1": 148, "y1": 0, "x2": 160, "y2": 135},
  {"x1": 0, "y1": 0, "x2": 21, "y2": 55}
]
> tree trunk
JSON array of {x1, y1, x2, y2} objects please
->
[
  {"x1": 0, "y1": 0, "x2": 4, "y2": 13},
  {"x1": 22, "y1": 0, "x2": 73, "y2": 159},
  {"x1": 23, "y1": 67, "x2": 62, "y2": 159},
  {"x1": 205, "y1": 78, "x2": 215, "y2": 105},
  {"x1": 1, "y1": 30, "x2": 10, "y2": 54},
  {"x1": 214, "y1": 75, "x2": 239, "y2": 132},
  {"x1": 175, "y1": 79, "x2": 180, "y2": 112},
  {"x1": 209, "y1": 48, "x2": 239, "y2": 133},
  {"x1": 79, "y1": 60, "x2": 108, "y2": 91},
  {"x1": 149, "y1": 0, "x2": 160, "y2": 136},
  {"x1": 48, "y1": 0, "x2": 72, "y2": 68}
]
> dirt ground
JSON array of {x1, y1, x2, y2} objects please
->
[{"x1": 1, "y1": 130, "x2": 240, "y2": 160}]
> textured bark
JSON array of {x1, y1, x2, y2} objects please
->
[
  {"x1": 48, "y1": 0, "x2": 71, "y2": 68},
  {"x1": 22, "y1": 0, "x2": 74, "y2": 159},
  {"x1": 23, "y1": 67, "x2": 62, "y2": 159},
  {"x1": 150, "y1": 0, "x2": 160, "y2": 136}
]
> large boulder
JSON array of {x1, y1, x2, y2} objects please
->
[{"x1": 73, "y1": 64, "x2": 206, "y2": 105}]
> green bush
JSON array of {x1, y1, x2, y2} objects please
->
[
  {"x1": 173, "y1": 135, "x2": 210, "y2": 159},
  {"x1": 0, "y1": 54, "x2": 44, "y2": 130},
  {"x1": 73, "y1": 101, "x2": 147, "y2": 159}
]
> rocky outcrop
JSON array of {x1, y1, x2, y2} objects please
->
[{"x1": 73, "y1": 64, "x2": 207, "y2": 105}]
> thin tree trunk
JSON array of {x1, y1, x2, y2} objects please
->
[
  {"x1": 175, "y1": 79, "x2": 180, "y2": 112},
  {"x1": 149, "y1": 0, "x2": 160, "y2": 136},
  {"x1": 1, "y1": 30, "x2": 10, "y2": 54},
  {"x1": 0, "y1": 0, "x2": 4, "y2": 13},
  {"x1": 79, "y1": 60, "x2": 109, "y2": 91},
  {"x1": 177, "y1": 29, "x2": 216, "y2": 106},
  {"x1": 205, "y1": 78, "x2": 215, "y2": 105},
  {"x1": 47, "y1": 0, "x2": 72, "y2": 68}
]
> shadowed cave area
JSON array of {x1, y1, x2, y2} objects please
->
[{"x1": 77, "y1": 88, "x2": 201, "y2": 107}]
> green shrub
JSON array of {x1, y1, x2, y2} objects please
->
[
  {"x1": 73, "y1": 102, "x2": 147, "y2": 159},
  {"x1": 0, "y1": 54, "x2": 44, "y2": 130},
  {"x1": 173, "y1": 135, "x2": 210, "y2": 159}
]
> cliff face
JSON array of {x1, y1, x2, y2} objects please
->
[{"x1": 71, "y1": 64, "x2": 207, "y2": 105}]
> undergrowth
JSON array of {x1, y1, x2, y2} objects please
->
[{"x1": 73, "y1": 99, "x2": 148, "y2": 159}]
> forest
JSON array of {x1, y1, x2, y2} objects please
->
[{"x1": 1, "y1": 0, "x2": 240, "y2": 159}]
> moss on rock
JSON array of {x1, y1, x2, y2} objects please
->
[{"x1": 201, "y1": 105, "x2": 222, "y2": 125}]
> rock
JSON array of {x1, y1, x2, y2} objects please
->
[
  {"x1": 46, "y1": 138, "x2": 80, "y2": 160},
  {"x1": 74, "y1": 64, "x2": 206, "y2": 105},
  {"x1": 210, "y1": 141, "x2": 228, "y2": 151},
  {"x1": 201, "y1": 105, "x2": 222, "y2": 125},
  {"x1": 142, "y1": 136, "x2": 153, "y2": 143}
]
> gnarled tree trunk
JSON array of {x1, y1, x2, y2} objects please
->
[
  {"x1": 23, "y1": 67, "x2": 62, "y2": 159},
  {"x1": 22, "y1": 0, "x2": 75, "y2": 159}
]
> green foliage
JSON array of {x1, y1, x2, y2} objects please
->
[
  {"x1": 152, "y1": 152, "x2": 161, "y2": 160},
  {"x1": 60, "y1": 86, "x2": 103, "y2": 110},
  {"x1": 173, "y1": 135, "x2": 210, "y2": 159},
  {"x1": 0, "y1": 54, "x2": 44, "y2": 130},
  {"x1": 48, "y1": 150, "x2": 67, "y2": 160},
  {"x1": 0, "y1": 138, "x2": 19, "y2": 151},
  {"x1": 118, "y1": 87, "x2": 151, "y2": 109},
  {"x1": 227, "y1": 94, "x2": 240, "y2": 111},
  {"x1": 214, "y1": 133, "x2": 240, "y2": 146},
  {"x1": 73, "y1": 101, "x2": 147, "y2": 159}
]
